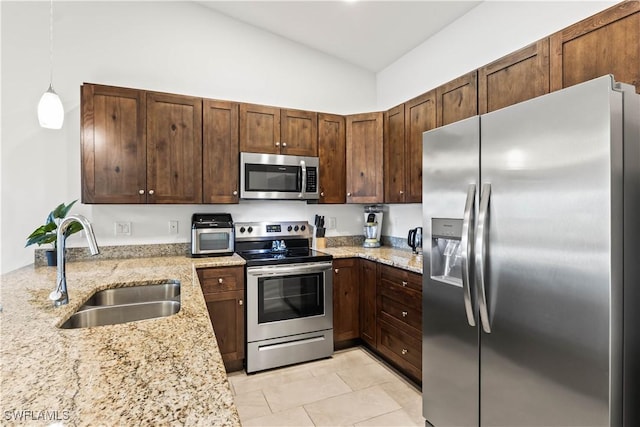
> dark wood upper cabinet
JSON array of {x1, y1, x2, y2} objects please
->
[
  {"x1": 281, "y1": 109, "x2": 318, "y2": 156},
  {"x1": 203, "y1": 99, "x2": 239, "y2": 204},
  {"x1": 346, "y1": 112, "x2": 384, "y2": 204},
  {"x1": 239, "y1": 104, "x2": 317, "y2": 156},
  {"x1": 318, "y1": 113, "x2": 346, "y2": 204},
  {"x1": 384, "y1": 104, "x2": 405, "y2": 203},
  {"x1": 436, "y1": 71, "x2": 478, "y2": 127},
  {"x1": 146, "y1": 92, "x2": 203, "y2": 204},
  {"x1": 479, "y1": 39, "x2": 550, "y2": 114},
  {"x1": 404, "y1": 90, "x2": 436, "y2": 203},
  {"x1": 239, "y1": 103, "x2": 281, "y2": 154},
  {"x1": 81, "y1": 84, "x2": 147, "y2": 204},
  {"x1": 550, "y1": 1, "x2": 640, "y2": 94}
]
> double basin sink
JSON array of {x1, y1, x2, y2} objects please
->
[{"x1": 60, "y1": 280, "x2": 181, "y2": 329}]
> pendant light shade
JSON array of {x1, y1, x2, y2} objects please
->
[
  {"x1": 38, "y1": 0, "x2": 64, "y2": 129},
  {"x1": 38, "y1": 84, "x2": 64, "y2": 129}
]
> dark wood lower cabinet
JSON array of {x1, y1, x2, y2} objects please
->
[
  {"x1": 333, "y1": 258, "x2": 360, "y2": 346},
  {"x1": 359, "y1": 259, "x2": 377, "y2": 348},
  {"x1": 197, "y1": 266, "x2": 245, "y2": 372},
  {"x1": 377, "y1": 320, "x2": 422, "y2": 383}
]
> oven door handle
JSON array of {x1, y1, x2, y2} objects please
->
[{"x1": 247, "y1": 262, "x2": 333, "y2": 277}]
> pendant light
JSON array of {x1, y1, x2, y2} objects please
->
[{"x1": 38, "y1": 0, "x2": 64, "y2": 129}]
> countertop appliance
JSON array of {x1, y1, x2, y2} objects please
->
[
  {"x1": 240, "y1": 152, "x2": 319, "y2": 200},
  {"x1": 407, "y1": 227, "x2": 422, "y2": 254},
  {"x1": 363, "y1": 205, "x2": 383, "y2": 248},
  {"x1": 235, "y1": 221, "x2": 333, "y2": 373},
  {"x1": 190, "y1": 213, "x2": 234, "y2": 257},
  {"x1": 422, "y1": 75, "x2": 640, "y2": 427}
]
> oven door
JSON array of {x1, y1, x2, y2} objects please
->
[{"x1": 246, "y1": 261, "x2": 333, "y2": 342}]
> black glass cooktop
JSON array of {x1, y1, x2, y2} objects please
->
[{"x1": 238, "y1": 248, "x2": 332, "y2": 266}]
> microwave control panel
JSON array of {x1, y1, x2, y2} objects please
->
[{"x1": 306, "y1": 167, "x2": 317, "y2": 192}]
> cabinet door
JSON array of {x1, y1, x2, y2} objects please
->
[
  {"x1": 204, "y1": 290, "x2": 245, "y2": 371},
  {"x1": 81, "y1": 84, "x2": 146, "y2": 204},
  {"x1": 333, "y1": 258, "x2": 360, "y2": 344},
  {"x1": 404, "y1": 91, "x2": 436, "y2": 203},
  {"x1": 239, "y1": 103, "x2": 281, "y2": 154},
  {"x1": 346, "y1": 112, "x2": 384, "y2": 204},
  {"x1": 384, "y1": 104, "x2": 406, "y2": 203},
  {"x1": 203, "y1": 99, "x2": 239, "y2": 204},
  {"x1": 360, "y1": 259, "x2": 377, "y2": 348},
  {"x1": 281, "y1": 109, "x2": 318, "y2": 156},
  {"x1": 146, "y1": 92, "x2": 202, "y2": 204},
  {"x1": 318, "y1": 113, "x2": 346, "y2": 204},
  {"x1": 436, "y1": 71, "x2": 478, "y2": 127},
  {"x1": 550, "y1": 2, "x2": 640, "y2": 94},
  {"x1": 479, "y1": 39, "x2": 550, "y2": 114}
]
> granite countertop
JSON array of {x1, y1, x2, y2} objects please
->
[
  {"x1": 0, "y1": 245, "x2": 419, "y2": 426},
  {"x1": 321, "y1": 246, "x2": 423, "y2": 274},
  {"x1": 0, "y1": 255, "x2": 245, "y2": 426}
]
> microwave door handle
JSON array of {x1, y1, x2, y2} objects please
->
[{"x1": 300, "y1": 160, "x2": 307, "y2": 199}]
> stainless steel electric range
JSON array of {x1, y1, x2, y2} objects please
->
[{"x1": 235, "y1": 221, "x2": 334, "y2": 373}]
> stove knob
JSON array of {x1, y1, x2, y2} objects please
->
[
  {"x1": 239, "y1": 227, "x2": 246, "y2": 233},
  {"x1": 294, "y1": 225, "x2": 299, "y2": 231},
  {"x1": 247, "y1": 226, "x2": 253, "y2": 233},
  {"x1": 300, "y1": 225, "x2": 306, "y2": 231},
  {"x1": 287, "y1": 225, "x2": 293, "y2": 232}
]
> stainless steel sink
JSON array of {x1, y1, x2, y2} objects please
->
[
  {"x1": 59, "y1": 280, "x2": 181, "y2": 329},
  {"x1": 78, "y1": 280, "x2": 180, "y2": 308}
]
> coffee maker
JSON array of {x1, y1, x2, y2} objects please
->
[{"x1": 363, "y1": 205, "x2": 383, "y2": 248}]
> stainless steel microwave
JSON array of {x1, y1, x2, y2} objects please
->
[{"x1": 240, "y1": 152, "x2": 319, "y2": 200}]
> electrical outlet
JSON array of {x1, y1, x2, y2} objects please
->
[
  {"x1": 115, "y1": 221, "x2": 131, "y2": 236},
  {"x1": 169, "y1": 220, "x2": 179, "y2": 234},
  {"x1": 328, "y1": 217, "x2": 337, "y2": 230}
]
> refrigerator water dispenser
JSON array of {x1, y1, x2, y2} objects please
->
[{"x1": 431, "y1": 218, "x2": 463, "y2": 286}]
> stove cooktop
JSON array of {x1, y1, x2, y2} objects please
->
[{"x1": 238, "y1": 248, "x2": 332, "y2": 267}]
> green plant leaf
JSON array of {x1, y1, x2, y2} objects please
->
[{"x1": 26, "y1": 199, "x2": 80, "y2": 247}]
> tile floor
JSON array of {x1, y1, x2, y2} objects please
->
[{"x1": 227, "y1": 347, "x2": 424, "y2": 426}]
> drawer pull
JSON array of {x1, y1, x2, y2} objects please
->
[
  {"x1": 218, "y1": 278, "x2": 223, "y2": 284},
  {"x1": 239, "y1": 299, "x2": 243, "y2": 306},
  {"x1": 402, "y1": 349, "x2": 408, "y2": 355},
  {"x1": 402, "y1": 311, "x2": 408, "y2": 317},
  {"x1": 402, "y1": 281, "x2": 408, "y2": 287},
  {"x1": 335, "y1": 269, "x2": 339, "y2": 274}
]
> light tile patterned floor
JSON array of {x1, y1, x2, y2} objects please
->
[{"x1": 228, "y1": 347, "x2": 424, "y2": 427}]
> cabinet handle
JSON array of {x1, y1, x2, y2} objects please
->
[
  {"x1": 402, "y1": 349, "x2": 408, "y2": 355},
  {"x1": 320, "y1": 192, "x2": 325, "y2": 197},
  {"x1": 402, "y1": 311, "x2": 408, "y2": 317},
  {"x1": 218, "y1": 278, "x2": 223, "y2": 284},
  {"x1": 335, "y1": 268, "x2": 339, "y2": 274},
  {"x1": 239, "y1": 300, "x2": 243, "y2": 306},
  {"x1": 148, "y1": 189, "x2": 155, "y2": 195},
  {"x1": 282, "y1": 142, "x2": 287, "y2": 147},
  {"x1": 399, "y1": 190, "x2": 404, "y2": 195},
  {"x1": 347, "y1": 192, "x2": 352, "y2": 197},
  {"x1": 275, "y1": 142, "x2": 281, "y2": 147},
  {"x1": 233, "y1": 190, "x2": 238, "y2": 196},
  {"x1": 138, "y1": 189, "x2": 145, "y2": 195},
  {"x1": 402, "y1": 281, "x2": 408, "y2": 287}
]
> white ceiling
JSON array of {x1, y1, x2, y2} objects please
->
[{"x1": 197, "y1": 1, "x2": 482, "y2": 72}]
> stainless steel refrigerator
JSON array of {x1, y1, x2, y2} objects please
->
[{"x1": 422, "y1": 75, "x2": 640, "y2": 427}]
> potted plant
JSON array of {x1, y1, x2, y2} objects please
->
[{"x1": 25, "y1": 200, "x2": 83, "y2": 266}]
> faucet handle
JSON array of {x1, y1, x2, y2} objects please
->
[{"x1": 49, "y1": 290, "x2": 62, "y2": 301}]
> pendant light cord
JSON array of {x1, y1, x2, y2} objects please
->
[{"x1": 48, "y1": 0, "x2": 54, "y2": 87}]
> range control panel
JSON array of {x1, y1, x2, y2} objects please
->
[{"x1": 235, "y1": 221, "x2": 312, "y2": 241}]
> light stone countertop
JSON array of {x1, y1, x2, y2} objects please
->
[
  {"x1": 320, "y1": 246, "x2": 423, "y2": 274},
  {"x1": 0, "y1": 246, "x2": 419, "y2": 426},
  {"x1": 0, "y1": 255, "x2": 245, "y2": 426}
]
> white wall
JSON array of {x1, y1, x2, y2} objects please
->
[
  {"x1": 1, "y1": 1, "x2": 375, "y2": 274},
  {"x1": 377, "y1": 1, "x2": 617, "y2": 109}
]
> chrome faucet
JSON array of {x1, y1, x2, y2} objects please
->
[{"x1": 49, "y1": 214, "x2": 100, "y2": 306}]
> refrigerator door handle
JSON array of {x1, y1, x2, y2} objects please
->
[
  {"x1": 475, "y1": 183, "x2": 492, "y2": 333},
  {"x1": 460, "y1": 184, "x2": 476, "y2": 327}
]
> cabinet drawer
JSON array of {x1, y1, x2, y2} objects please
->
[
  {"x1": 378, "y1": 279, "x2": 421, "y2": 311},
  {"x1": 379, "y1": 294, "x2": 422, "y2": 333},
  {"x1": 377, "y1": 320, "x2": 422, "y2": 381},
  {"x1": 197, "y1": 266, "x2": 244, "y2": 293},
  {"x1": 379, "y1": 264, "x2": 421, "y2": 293}
]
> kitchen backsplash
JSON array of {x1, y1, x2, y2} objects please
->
[{"x1": 34, "y1": 235, "x2": 412, "y2": 266}]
